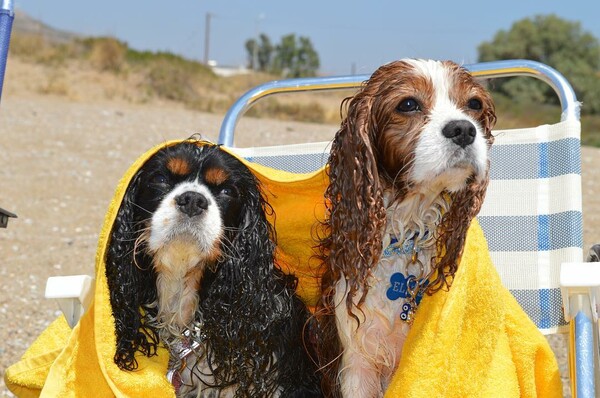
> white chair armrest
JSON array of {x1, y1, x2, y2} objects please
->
[
  {"x1": 560, "y1": 262, "x2": 600, "y2": 322},
  {"x1": 45, "y1": 275, "x2": 94, "y2": 328},
  {"x1": 560, "y1": 262, "x2": 600, "y2": 397}
]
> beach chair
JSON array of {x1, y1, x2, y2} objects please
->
[{"x1": 43, "y1": 59, "x2": 589, "y2": 397}]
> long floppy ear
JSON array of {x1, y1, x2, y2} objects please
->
[
  {"x1": 105, "y1": 171, "x2": 159, "y2": 371},
  {"x1": 320, "y1": 91, "x2": 387, "y2": 317},
  {"x1": 481, "y1": 88, "x2": 497, "y2": 141},
  {"x1": 429, "y1": 172, "x2": 490, "y2": 292},
  {"x1": 227, "y1": 184, "x2": 320, "y2": 395},
  {"x1": 316, "y1": 92, "x2": 389, "y2": 396},
  {"x1": 199, "y1": 173, "x2": 295, "y2": 395}
]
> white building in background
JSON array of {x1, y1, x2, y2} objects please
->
[{"x1": 207, "y1": 60, "x2": 251, "y2": 77}]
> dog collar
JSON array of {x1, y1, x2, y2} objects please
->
[
  {"x1": 166, "y1": 328, "x2": 203, "y2": 394},
  {"x1": 384, "y1": 232, "x2": 431, "y2": 324}
]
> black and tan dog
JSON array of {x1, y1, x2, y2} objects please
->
[{"x1": 105, "y1": 141, "x2": 321, "y2": 397}]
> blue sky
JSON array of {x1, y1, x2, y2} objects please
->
[{"x1": 14, "y1": 0, "x2": 600, "y2": 76}]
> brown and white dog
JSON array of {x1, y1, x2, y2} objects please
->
[
  {"x1": 105, "y1": 142, "x2": 322, "y2": 397},
  {"x1": 317, "y1": 59, "x2": 496, "y2": 397}
]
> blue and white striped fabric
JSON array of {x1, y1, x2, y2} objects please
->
[
  {"x1": 480, "y1": 119, "x2": 582, "y2": 334},
  {"x1": 231, "y1": 141, "x2": 332, "y2": 174},
  {"x1": 229, "y1": 119, "x2": 582, "y2": 334}
]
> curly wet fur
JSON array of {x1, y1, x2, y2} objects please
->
[
  {"x1": 105, "y1": 174, "x2": 161, "y2": 370},
  {"x1": 316, "y1": 60, "x2": 496, "y2": 396},
  {"x1": 105, "y1": 142, "x2": 321, "y2": 397}
]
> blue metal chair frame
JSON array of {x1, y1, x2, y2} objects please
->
[
  {"x1": 218, "y1": 59, "x2": 579, "y2": 147},
  {"x1": 0, "y1": 0, "x2": 13, "y2": 103},
  {"x1": 0, "y1": 0, "x2": 16, "y2": 229}
]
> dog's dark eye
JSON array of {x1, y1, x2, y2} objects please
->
[
  {"x1": 218, "y1": 186, "x2": 235, "y2": 197},
  {"x1": 396, "y1": 98, "x2": 421, "y2": 113},
  {"x1": 467, "y1": 98, "x2": 483, "y2": 111},
  {"x1": 151, "y1": 174, "x2": 169, "y2": 185}
]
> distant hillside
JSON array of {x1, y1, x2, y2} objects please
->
[
  {"x1": 13, "y1": 9, "x2": 79, "y2": 44},
  {"x1": 7, "y1": 11, "x2": 341, "y2": 124},
  {"x1": 7, "y1": 10, "x2": 600, "y2": 145}
]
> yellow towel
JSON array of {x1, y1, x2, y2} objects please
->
[
  {"x1": 384, "y1": 219, "x2": 562, "y2": 398},
  {"x1": 220, "y1": 146, "x2": 329, "y2": 310},
  {"x1": 6, "y1": 141, "x2": 177, "y2": 398},
  {"x1": 5, "y1": 140, "x2": 561, "y2": 397}
]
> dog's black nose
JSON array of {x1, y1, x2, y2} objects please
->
[
  {"x1": 176, "y1": 191, "x2": 209, "y2": 217},
  {"x1": 442, "y1": 120, "x2": 477, "y2": 148}
]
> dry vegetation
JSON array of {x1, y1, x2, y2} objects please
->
[
  {"x1": 8, "y1": 32, "x2": 354, "y2": 126},
  {"x1": 11, "y1": 30, "x2": 600, "y2": 145}
]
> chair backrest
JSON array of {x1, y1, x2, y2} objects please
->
[
  {"x1": 223, "y1": 60, "x2": 583, "y2": 334},
  {"x1": 480, "y1": 119, "x2": 582, "y2": 333}
]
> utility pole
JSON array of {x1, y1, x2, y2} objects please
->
[
  {"x1": 253, "y1": 13, "x2": 265, "y2": 71},
  {"x1": 204, "y1": 12, "x2": 211, "y2": 64},
  {"x1": 252, "y1": 17, "x2": 259, "y2": 71}
]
